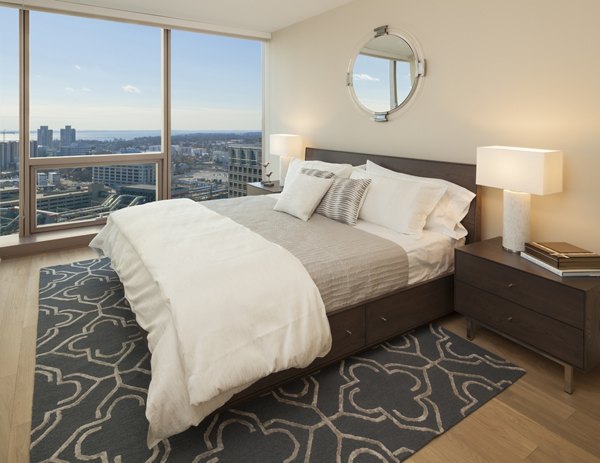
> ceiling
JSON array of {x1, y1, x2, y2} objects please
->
[{"x1": 60, "y1": 0, "x2": 355, "y2": 34}]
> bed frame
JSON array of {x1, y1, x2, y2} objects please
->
[{"x1": 226, "y1": 147, "x2": 480, "y2": 406}]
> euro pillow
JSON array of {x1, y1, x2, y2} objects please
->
[
  {"x1": 351, "y1": 169, "x2": 446, "y2": 236},
  {"x1": 366, "y1": 160, "x2": 475, "y2": 239},
  {"x1": 273, "y1": 173, "x2": 333, "y2": 221},
  {"x1": 316, "y1": 177, "x2": 371, "y2": 225},
  {"x1": 285, "y1": 159, "x2": 353, "y2": 188}
]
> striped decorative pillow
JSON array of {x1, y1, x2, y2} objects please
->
[
  {"x1": 300, "y1": 168, "x2": 335, "y2": 179},
  {"x1": 316, "y1": 177, "x2": 371, "y2": 225}
]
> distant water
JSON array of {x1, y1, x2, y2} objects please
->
[{"x1": 1, "y1": 129, "x2": 259, "y2": 142}]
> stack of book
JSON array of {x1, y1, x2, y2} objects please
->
[{"x1": 521, "y1": 242, "x2": 600, "y2": 277}]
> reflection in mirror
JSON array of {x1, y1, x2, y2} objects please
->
[{"x1": 349, "y1": 27, "x2": 424, "y2": 121}]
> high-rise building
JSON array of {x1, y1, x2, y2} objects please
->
[
  {"x1": 37, "y1": 126, "x2": 53, "y2": 148},
  {"x1": 60, "y1": 125, "x2": 76, "y2": 147},
  {"x1": 92, "y1": 164, "x2": 156, "y2": 187},
  {"x1": 0, "y1": 140, "x2": 36, "y2": 170},
  {"x1": 0, "y1": 141, "x2": 19, "y2": 171},
  {"x1": 30, "y1": 140, "x2": 38, "y2": 158},
  {"x1": 227, "y1": 145, "x2": 262, "y2": 198}
]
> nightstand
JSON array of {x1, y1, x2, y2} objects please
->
[
  {"x1": 454, "y1": 237, "x2": 600, "y2": 393},
  {"x1": 246, "y1": 181, "x2": 283, "y2": 196}
]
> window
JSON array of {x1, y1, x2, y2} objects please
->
[
  {"x1": 171, "y1": 30, "x2": 262, "y2": 200},
  {"x1": 0, "y1": 6, "x2": 264, "y2": 242},
  {"x1": 35, "y1": 164, "x2": 156, "y2": 228},
  {"x1": 0, "y1": 7, "x2": 19, "y2": 236},
  {"x1": 29, "y1": 12, "x2": 162, "y2": 157}
]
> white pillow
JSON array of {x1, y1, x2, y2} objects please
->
[
  {"x1": 285, "y1": 159, "x2": 353, "y2": 188},
  {"x1": 273, "y1": 173, "x2": 333, "y2": 221},
  {"x1": 366, "y1": 160, "x2": 475, "y2": 239},
  {"x1": 351, "y1": 169, "x2": 446, "y2": 236}
]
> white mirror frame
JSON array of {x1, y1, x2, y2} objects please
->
[{"x1": 347, "y1": 26, "x2": 426, "y2": 122}]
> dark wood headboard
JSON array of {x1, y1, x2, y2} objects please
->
[{"x1": 305, "y1": 147, "x2": 481, "y2": 243}]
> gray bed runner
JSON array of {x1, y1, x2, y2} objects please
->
[{"x1": 205, "y1": 195, "x2": 408, "y2": 312}]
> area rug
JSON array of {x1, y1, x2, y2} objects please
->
[{"x1": 32, "y1": 258, "x2": 525, "y2": 462}]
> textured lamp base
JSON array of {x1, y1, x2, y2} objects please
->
[{"x1": 502, "y1": 190, "x2": 531, "y2": 253}]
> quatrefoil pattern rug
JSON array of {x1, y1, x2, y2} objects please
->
[{"x1": 31, "y1": 258, "x2": 525, "y2": 462}]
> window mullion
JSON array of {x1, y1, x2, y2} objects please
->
[
  {"x1": 161, "y1": 28, "x2": 171, "y2": 200},
  {"x1": 18, "y1": 9, "x2": 30, "y2": 237}
]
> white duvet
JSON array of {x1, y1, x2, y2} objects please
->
[{"x1": 90, "y1": 199, "x2": 332, "y2": 447}]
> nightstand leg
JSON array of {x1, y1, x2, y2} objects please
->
[
  {"x1": 466, "y1": 318, "x2": 476, "y2": 341},
  {"x1": 564, "y1": 365, "x2": 574, "y2": 394}
]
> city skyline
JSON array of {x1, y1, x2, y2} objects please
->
[{"x1": 0, "y1": 7, "x2": 263, "y2": 132}]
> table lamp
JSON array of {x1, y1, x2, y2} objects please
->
[
  {"x1": 270, "y1": 134, "x2": 303, "y2": 186},
  {"x1": 476, "y1": 146, "x2": 563, "y2": 253}
]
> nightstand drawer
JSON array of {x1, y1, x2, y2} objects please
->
[
  {"x1": 456, "y1": 252, "x2": 585, "y2": 329},
  {"x1": 455, "y1": 281, "x2": 584, "y2": 367}
]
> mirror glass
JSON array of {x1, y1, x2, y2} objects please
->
[{"x1": 350, "y1": 31, "x2": 422, "y2": 119}]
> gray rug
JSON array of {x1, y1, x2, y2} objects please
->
[{"x1": 32, "y1": 258, "x2": 525, "y2": 462}]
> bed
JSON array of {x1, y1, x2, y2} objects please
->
[
  {"x1": 90, "y1": 147, "x2": 480, "y2": 446},
  {"x1": 224, "y1": 148, "x2": 480, "y2": 398}
]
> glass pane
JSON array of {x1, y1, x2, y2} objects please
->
[
  {"x1": 35, "y1": 164, "x2": 156, "y2": 227},
  {"x1": 29, "y1": 12, "x2": 161, "y2": 157},
  {"x1": 0, "y1": 7, "x2": 19, "y2": 236},
  {"x1": 171, "y1": 31, "x2": 263, "y2": 200}
]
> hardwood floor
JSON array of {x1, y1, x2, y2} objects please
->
[{"x1": 1, "y1": 247, "x2": 599, "y2": 463}]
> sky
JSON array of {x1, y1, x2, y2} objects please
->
[{"x1": 0, "y1": 7, "x2": 262, "y2": 132}]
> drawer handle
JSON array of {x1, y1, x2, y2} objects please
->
[
  {"x1": 379, "y1": 316, "x2": 388, "y2": 323},
  {"x1": 345, "y1": 329, "x2": 353, "y2": 336},
  {"x1": 507, "y1": 283, "x2": 515, "y2": 289},
  {"x1": 507, "y1": 316, "x2": 514, "y2": 322}
]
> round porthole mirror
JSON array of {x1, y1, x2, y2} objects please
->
[{"x1": 348, "y1": 26, "x2": 425, "y2": 122}]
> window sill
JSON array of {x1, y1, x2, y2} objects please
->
[{"x1": 0, "y1": 225, "x2": 103, "y2": 259}]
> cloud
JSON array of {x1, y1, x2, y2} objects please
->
[
  {"x1": 353, "y1": 73, "x2": 380, "y2": 82},
  {"x1": 74, "y1": 64, "x2": 82, "y2": 71},
  {"x1": 122, "y1": 84, "x2": 141, "y2": 94}
]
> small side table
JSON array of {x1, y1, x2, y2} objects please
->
[
  {"x1": 246, "y1": 181, "x2": 283, "y2": 196},
  {"x1": 454, "y1": 237, "x2": 600, "y2": 394}
]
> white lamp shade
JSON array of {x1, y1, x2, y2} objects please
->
[
  {"x1": 476, "y1": 146, "x2": 563, "y2": 195},
  {"x1": 269, "y1": 134, "x2": 303, "y2": 159}
]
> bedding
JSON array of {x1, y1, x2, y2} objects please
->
[
  {"x1": 366, "y1": 160, "x2": 476, "y2": 239},
  {"x1": 207, "y1": 195, "x2": 409, "y2": 312},
  {"x1": 354, "y1": 219, "x2": 465, "y2": 285},
  {"x1": 273, "y1": 172, "x2": 333, "y2": 220},
  {"x1": 315, "y1": 176, "x2": 371, "y2": 225},
  {"x1": 350, "y1": 168, "x2": 447, "y2": 236},
  {"x1": 285, "y1": 158, "x2": 353, "y2": 187},
  {"x1": 90, "y1": 199, "x2": 332, "y2": 446},
  {"x1": 268, "y1": 192, "x2": 463, "y2": 285}
]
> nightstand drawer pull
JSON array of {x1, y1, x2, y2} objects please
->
[
  {"x1": 379, "y1": 316, "x2": 388, "y2": 323},
  {"x1": 345, "y1": 329, "x2": 353, "y2": 336},
  {"x1": 507, "y1": 316, "x2": 514, "y2": 322}
]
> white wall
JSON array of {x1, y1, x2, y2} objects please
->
[{"x1": 268, "y1": 0, "x2": 600, "y2": 252}]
